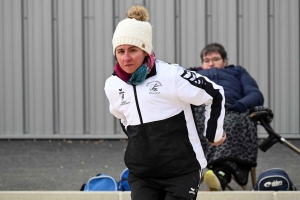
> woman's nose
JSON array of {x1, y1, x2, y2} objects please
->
[{"x1": 123, "y1": 52, "x2": 131, "y2": 61}]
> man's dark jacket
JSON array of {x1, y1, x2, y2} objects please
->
[{"x1": 189, "y1": 65, "x2": 264, "y2": 113}]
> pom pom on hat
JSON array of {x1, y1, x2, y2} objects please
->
[{"x1": 112, "y1": 18, "x2": 152, "y2": 55}]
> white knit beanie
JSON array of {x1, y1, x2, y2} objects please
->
[{"x1": 112, "y1": 18, "x2": 152, "y2": 55}]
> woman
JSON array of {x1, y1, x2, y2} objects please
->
[
  {"x1": 189, "y1": 43, "x2": 264, "y2": 191},
  {"x1": 104, "y1": 5, "x2": 226, "y2": 200}
]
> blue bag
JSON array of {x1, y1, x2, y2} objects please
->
[
  {"x1": 81, "y1": 168, "x2": 131, "y2": 191},
  {"x1": 83, "y1": 174, "x2": 120, "y2": 191},
  {"x1": 254, "y1": 168, "x2": 297, "y2": 191},
  {"x1": 118, "y1": 168, "x2": 131, "y2": 191}
]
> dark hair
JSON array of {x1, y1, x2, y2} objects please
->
[{"x1": 200, "y1": 43, "x2": 228, "y2": 63}]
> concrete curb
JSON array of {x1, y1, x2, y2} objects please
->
[{"x1": 0, "y1": 191, "x2": 299, "y2": 200}]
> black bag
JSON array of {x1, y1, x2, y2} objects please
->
[{"x1": 254, "y1": 168, "x2": 297, "y2": 191}]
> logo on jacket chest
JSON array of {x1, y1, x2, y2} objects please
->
[
  {"x1": 146, "y1": 81, "x2": 162, "y2": 94},
  {"x1": 119, "y1": 88, "x2": 130, "y2": 106}
]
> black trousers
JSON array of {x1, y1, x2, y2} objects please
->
[{"x1": 128, "y1": 170, "x2": 202, "y2": 200}]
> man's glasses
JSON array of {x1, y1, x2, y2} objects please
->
[{"x1": 203, "y1": 57, "x2": 222, "y2": 63}]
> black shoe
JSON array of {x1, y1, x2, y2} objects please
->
[{"x1": 221, "y1": 161, "x2": 249, "y2": 186}]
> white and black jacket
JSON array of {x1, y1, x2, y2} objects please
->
[{"x1": 104, "y1": 60, "x2": 225, "y2": 178}]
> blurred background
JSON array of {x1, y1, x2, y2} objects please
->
[{"x1": 0, "y1": 0, "x2": 299, "y2": 139}]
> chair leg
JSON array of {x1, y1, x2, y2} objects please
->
[
  {"x1": 250, "y1": 167, "x2": 256, "y2": 189},
  {"x1": 226, "y1": 184, "x2": 234, "y2": 191}
]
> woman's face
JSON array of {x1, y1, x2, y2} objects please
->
[
  {"x1": 115, "y1": 45, "x2": 148, "y2": 74},
  {"x1": 202, "y1": 52, "x2": 227, "y2": 69}
]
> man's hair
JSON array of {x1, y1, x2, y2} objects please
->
[{"x1": 200, "y1": 43, "x2": 228, "y2": 63}]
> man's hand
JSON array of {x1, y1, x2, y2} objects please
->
[{"x1": 209, "y1": 132, "x2": 226, "y2": 146}]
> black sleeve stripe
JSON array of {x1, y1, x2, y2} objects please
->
[{"x1": 181, "y1": 70, "x2": 223, "y2": 142}]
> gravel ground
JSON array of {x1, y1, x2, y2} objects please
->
[{"x1": 0, "y1": 139, "x2": 299, "y2": 191}]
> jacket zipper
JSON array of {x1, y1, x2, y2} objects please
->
[{"x1": 132, "y1": 85, "x2": 154, "y2": 171}]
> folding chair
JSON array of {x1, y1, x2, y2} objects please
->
[
  {"x1": 201, "y1": 106, "x2": 300, "y2": 191},
  {"x1": 227, "y1": 106, "x2": 300, "y2": 190}
]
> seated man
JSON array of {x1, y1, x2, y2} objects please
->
[{"x1": 189, "y1": 43, "x2": 264, "y2": 191}]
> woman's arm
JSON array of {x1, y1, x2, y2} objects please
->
[{"x1": 176, "y1": 67, "x2": 226, "y2": 144}]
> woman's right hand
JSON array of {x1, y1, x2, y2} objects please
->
[{"x1": 209, "y1": 132, "x2": 226, "y2": 146}]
